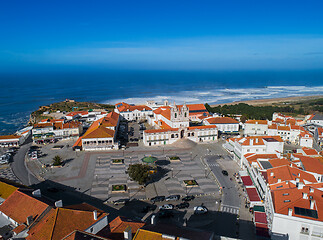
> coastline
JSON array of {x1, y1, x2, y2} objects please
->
[{"x1": 211, "y1": 95, "x2": 323, "y2": 107}]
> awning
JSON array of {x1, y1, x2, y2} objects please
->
[
  {"x1": 241, "y1": 176, "x2": 253, "y2": 186},
  {"x1": 255, "y1": 212, "x2": 268, "y2": 224},
  {"x1": 255, "y1": 223, "x2": 269, "y2": 237},
  {"x1": 253, "y1": 205, "x2": 265, "y2": 213},
  {"x1": 246, "y1": 187, "x2": 261, "y2": 202}
]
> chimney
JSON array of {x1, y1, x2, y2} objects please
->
[
  {"x1": 55, "y1": 200, "x2": 63, "y2": 208},
  {"x1": 277, "y1": 179, "x2": 281, "y2": 183},
  {"x1": 250, "y1": 139, "x2": 254, "y2": 145},
  {"x1": 298, "y1": 182, "x2": 304, "y2": 189},
  {"x1": 310, "y1": 200, "x2": 315, "y2": 210},
  {"x1": 302, "y1": 193, "x2": 308, "y2": 199},
  {"x1": 310, "y1": 188, "x2": 314, "y2": 193},
  {"x1": 32, "y1": 189, "x2": 41, "y2": 198},
  {"x1": 93, "y1": 210, "x2": 98, "y2": 220},
  {"x1": 151, "y1": 214, "x2": 156, "y2": 225},
  {"x1": 288, "y1": 208, "x2": 292, "y2": 216},
  {"x1": 255, "y1": 138, "x2": 259, "y2": 143},
  {"x1": 270, "y1": 172, "x2": 274, "y2": 177},
  {"x1": 124, "y1": 226, "x2": 132, "y2": 240},
  {"x1": 26, "y1": 215, "x2": 33, "y2": 226}
]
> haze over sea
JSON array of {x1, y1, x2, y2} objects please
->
[{"x1": 1, "y1": 70, "x2": 323, "y2": 135}]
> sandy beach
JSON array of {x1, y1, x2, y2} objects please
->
[{"x1": 211, "y1": 95, "x2": 323, "y2": 107}]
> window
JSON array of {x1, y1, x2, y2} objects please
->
[
  {"x1": 301, "y1": 226, "x2": 309, "y2": 234},
  {"x1": 284, "y1": 200, "x2": 291, "y2": 202},
  {"x1": 283, "y1": 193, "x2": 289, "y2": 196},
  {"x1": 175, "y1": 113, "x2": 177, "y2": 118}
]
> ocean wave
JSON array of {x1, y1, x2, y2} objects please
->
[{"x1": 106, "y1": 85, "x2": 323, "y2": 105}]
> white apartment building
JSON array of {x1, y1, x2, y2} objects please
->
[
  {"x1": 244, "y1": 120, "x2": 269, "y2": 136},
  {"x1": 314, "y1": 127, "x2": 323, "y2": 148},
  {"x1": 267, "y1": 124, "x2": 304, "y2": 144},
  {"x1": 307, "y1": 114, "x2": 323, "y2": 127},
  {"x1": 299, "y1": 131, "x2": 314, "y2": 148}
]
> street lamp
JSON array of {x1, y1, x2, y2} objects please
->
[
  {"x1": 205, "y1": 167, "x2": 207, "y2": 178},
  {"x1": 171, "y1": 168, "x2": 173, "y2": 178}
]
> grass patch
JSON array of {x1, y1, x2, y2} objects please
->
[
  {"x1": 184, "y1": 180, "x2": 198, "y2": 186},
  {"x1": 112, "y1": 184, "x2": 127, "y2": 192}
]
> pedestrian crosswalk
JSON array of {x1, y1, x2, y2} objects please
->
[
  {"x1": 208, "y1": 163, "x2": 219, "y2": 167},
  {"x1": 221, "y1": 205, "x2": 240, "y2": 215}
]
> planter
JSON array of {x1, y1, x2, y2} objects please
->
[
  {"x1": 112, "y1": 184, "x2": 127, "y2": 193},
  {"x1": 183, "y1": 180, "x2": 198, "y2": 187},
  {"x1": 168, "y1": 156, "x2": 181, "y2": 162},
  {"x1": 112, "y1": 159, "x2": 124, "y2": 164}
]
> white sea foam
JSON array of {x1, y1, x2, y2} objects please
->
[{"x1": 106, "y1": 85, "x2": 323, "y2": 105}]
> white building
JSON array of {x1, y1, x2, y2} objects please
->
[
  {"x1": 299, "y1": 131, "x2": 314, "y2": 148},
  {"x1": 267, "y1": 124, "x2": 304, "y2": 144},
  {"x1": 203, "y1": 117, "x2": 239, "y2": 133},
  {"x1": 314, "y1": 127, "x2": 323, "y2": 148},
  {"x1": 143, "y1": 125, "x2": 218, "y2": 146},
  {"x1": 244, "y1": 120, "x2": 269, "y2": 136},
  {"x1": 224, "y1": 136, "x2": 284, "y2": 167},
  {"x1": 307, "y1": 114, "x2": 323, "y2": 127},
  {"x1": 75, "y1": 112, "x2": 120, "y2": 151},
  {"x1": 114, "y1": 102, "x2": 153, "y2": 122}
]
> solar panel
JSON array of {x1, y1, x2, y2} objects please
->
[
  {"x1": 259, "y1": 160, "x2": 273, "y2": 170},
  {"x1": 294, "y1": 207, "x2": 318, "y2": 219}
]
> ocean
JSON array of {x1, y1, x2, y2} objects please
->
[{"x1": 1, "y1": 70, "x2": 323, "y2": 135}]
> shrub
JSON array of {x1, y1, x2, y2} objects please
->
[{"x1": 53, "y1": 155, "x2": 63, "y2": 166}]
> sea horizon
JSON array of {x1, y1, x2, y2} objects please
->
[{"x1": 1, "y1": 69, "x2": 323, "y2": 135}]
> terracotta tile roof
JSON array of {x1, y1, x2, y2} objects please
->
[
  {"x1": 153, "y1": 106, "x2": 171, "y2": 120},
  {"x1": 317, "y1": 127, "x2": 323, "y2": 137},
  {"x1": 27, "y1": 204, "x2": 108, "y2": 240},
  {"x1": 145, "y1": 128, "x2": 178, "y2": 134},
  {"x1": 0, "y1": 134, "x2": 21, "y2": 140},
  {"x1": 13, "y1": 224, "x2": 27, "y2": 234},
  {"x1": 99, "y1": 216, "x2": 145, "y2": 240},
  {"x1": 177, "y1": 104, "x2": 208, "y2": 116},
  {"x1": 271, "y1": 186, "x2": 323, "y2": 221},
  {"x1": 82, "y1": 127, "x2": 115, "y2": 139},
  {"x1": 155, "y1": 120, "x2": 171, "y2": 129},
  {"x1": 133, "y1": 229, "x2": 161, "y2": 240},
  {"x1": 63, "y1": 230, "x2": 112, "y2": 240},
  {"x1": 245, "y1": 120, "x2": 268, "y2": 125},
  {"x1": 266, "y1": 165, "x2": 317, "y2": 185},
  {"x1": 290, "y1": 125, "x2": 304, "y2": 131},
  {"x1": 277, "y1": 126, "x2": 290, "y2": 131},
  {"x1": 187, "y1": 125, "x2": 218, "y2": 130},
  {"x1": 302, "y1": 147, "x2": 319, "y2": 156},
  {"x1": 268, "y1": 158, "x2": 292, "y2": 168},
  {"x1": 40, "y1": 119, "x2": 64, "y2": 123},
  {"x1": 117, "y1": 102, "x2": 152, "y2": 112},
  {"x1": 205, "y1": 117, "x2": 238, "y2": 124},
  {"x1": 235, "y1": 136, "x2": 283, "y2": 146},
  {"x1": 0, "y1": 181, "x2": 18, "y2": 199},
  {"x1": 0, "y1": 189, "x2": 50, "y2": 225},
  {"x1": 286, "y1": 119, "x2": 297, "y2": 125},
  {"x1": 135, "y1": 223, "x2": 213, "y2": 240},
  {"x1": 72, "y1": 137, "x2": 83, "y2": 148},
  {"x1": 297, "y1": 155, "x2": 323, "y2": 174},
  {"x1": 66, "y1": 111, "x2": 88, "y2": 117},
  {"x1": 33, "y1": 123, "x2": 53, "y2": 128},
  {"x1": 101, "y1": 112, "x2": 119, "y2": 127}
]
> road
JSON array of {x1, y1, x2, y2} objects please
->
[
  {"x1": 204, "y1": 155, "x2": 240, "y2": 213},
  {"x1": 11, "y1": 136, "x2": 40, "y2": 186}
]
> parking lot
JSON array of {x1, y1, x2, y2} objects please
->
[{"x1": 0, "y1": 147, "x2": 20, "y2": 182}]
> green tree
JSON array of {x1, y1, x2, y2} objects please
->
[
  {"x1": 53, "y1": 155, "x2": 63, "y2": 166},
  {"x1": 127, "y1": 164, "x2": 151, "y2": 185}
]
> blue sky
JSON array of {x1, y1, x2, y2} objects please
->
[{"x1": 1, "y1": 0, "x2": 323, "y2": 72}]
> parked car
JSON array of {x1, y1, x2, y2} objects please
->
[
  {"x1": 222, "y1": 170, "x2": 229, "y2": 176},
  {"x1": 182, "y1": 195, "x2": 195, "y2": 202},
  {"x1": 113, "y1": 198, "x2": 130, "y2": 205},
  {"x1": 165, "y1": 195, "x2": 180, "y2": 201},
  {"x1": 194, "y1": 205, "x2": 208, "y2": 214},
  {"x1": 158, "y1": 210, "x2": 174, "y2": 218},
  {"x1": 176, "y1": 202, "x2": 189, "y2": 209},
  {"x1": 159, "y1": 204, "x2": 174, "y2": 210},
  {"x1": 141, "y1": 205, "x2": 157, "y2": 213},
  {"x1": 0, "y1": 153, "x2": 10, "y2": 164},
  {"x1": 151, "y1": 196, "x2": 165, "y2": 203}
]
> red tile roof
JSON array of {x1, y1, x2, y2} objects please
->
[
  {"x1": 0, "y1": 189, "x2": 50, "y2": 225},
  {"x1": 0, "y1": 134, "x2": 21, "y2": 140},
  {"x1": 26, "y1": 204, "x2": 108, "y2": 240},
  {"x1": 246, "y1": 187, "x2": 261, "y2": 202},
  {"x1": 187, "y1": 125, "x2": 217, "y2": 130},
  {"x1": 302, "y1": 147, "x2": 319, "y2": 156},
  {"x1": 271, "y1": 186, "x2": 323, "y2": 221},
  {"x1": 245, "y1": 120, "x2": 268, "y2": 125},
  {"x1": 205, "y1": 117, "x2": 238, "y2": 124},
  {"x1": 145, "y1": 128, "x2": 178, "y2": 134}
]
